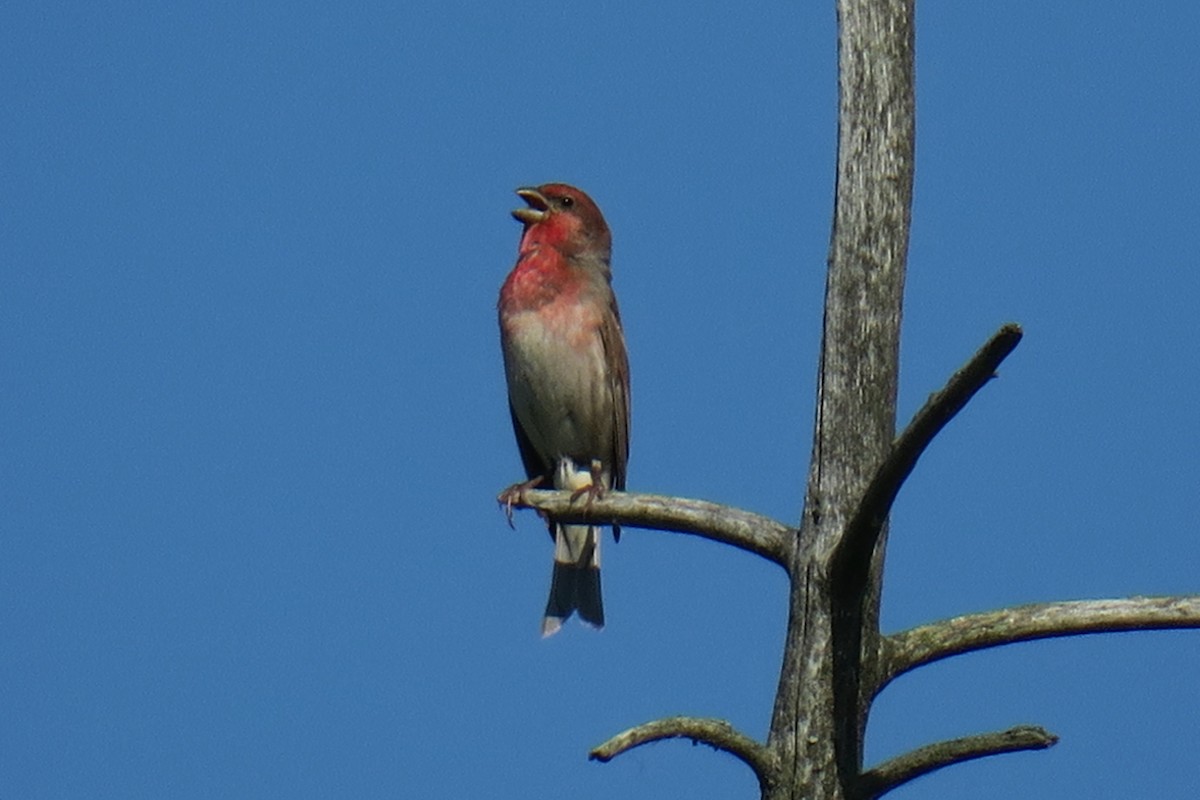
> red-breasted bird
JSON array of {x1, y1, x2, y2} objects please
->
[{"x1": 498, "y1": 183, "x2": 631, "y2": 636}]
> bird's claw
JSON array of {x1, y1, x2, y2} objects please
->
[{"x1": 497, "y1": 476, "x2": 545, "y2": 529}]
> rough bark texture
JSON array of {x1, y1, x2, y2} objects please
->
[{"x1": 763, "y1": 0, "x2": 915, "y2": 796}]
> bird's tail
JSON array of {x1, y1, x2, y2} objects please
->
[
  {"x1": 541, "y1": 523, "x2": 603, "y2": 637},
  {"x1": 541, "y1": 457, "x2": 605, "y2": 636}
]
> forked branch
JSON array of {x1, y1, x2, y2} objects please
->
[
  {"x1": 856, "y1": 725, "x2": 1058, "y2": 799},
  {"x1": 500, "y1": 489, "x2": 794, "y2": 569},
  {"x1": 589, "y1": 716, "x2": 778, "y2": 789},
  {"x1": 880, "y1": 595, "x2": 1200, "y2": 688}
]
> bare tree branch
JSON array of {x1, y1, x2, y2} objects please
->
[
  {"x1": 826, "y1": 323, "x2": 1022, "y2": 788},
  {"x1": 881, "y1": 596, "x2": 1200, "y2": 688},
  {"x1": 499, "y1": 488, "x2": 794, "y2": 569},
  {"x1": 589, "y1": 716, "x2": 778, "y2": 788},
  {"x1": 855, "y1": 725, "x2": 1058, "y2": 799},
  {"x1": 833, "y1": 323, "x2": 1023, "y2": 595}
]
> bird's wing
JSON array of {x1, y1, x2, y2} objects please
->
[
  {"x1": 508, "y1": 399, "x2": 552, "y2": 485},
  {"x1": 508, "y1": 399, "x2": 557, "y2": 542},
  {"x1": 599, "y1": 296, "x2": 630, "y2": 543},
  {"x1": 601, "y1": 298, "x2": 630, "y2": 493}
]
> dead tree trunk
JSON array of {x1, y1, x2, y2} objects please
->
[
  {"x1": 763, "y1": 0, "x2": 915, "y2": 793},
  {"x1": 506, "y1": 0, "x2": 1200, "y2": 796}
]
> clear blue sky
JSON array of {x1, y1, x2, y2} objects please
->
[{"x1": 4, "y1": 2, "x2": 1198, "y2": 798}]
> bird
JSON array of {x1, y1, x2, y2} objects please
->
[{"x1": 498, "y1": 183, "x2": 631, "y2": 637}]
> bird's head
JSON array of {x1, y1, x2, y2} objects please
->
[{"x1": 512, "y1": 183, "x2": 611, "y2": 261}]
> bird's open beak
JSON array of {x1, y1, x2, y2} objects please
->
[{"x1": 512, "y1": 188, "x2": 550, "y2": 224}]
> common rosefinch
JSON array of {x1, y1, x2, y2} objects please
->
[{"x1": 498, "y1": 183, "x2": 631, "y2": 637}]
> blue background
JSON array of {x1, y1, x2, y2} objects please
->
[{"x1": 4, "y1": 2, "x2": 1198, "y2": 798}]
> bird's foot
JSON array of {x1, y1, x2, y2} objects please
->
[
  {"x1": 497, "y1": 475, "x2": 545, "y2": 529},
  {"x1": 568, "y1": 459, "x2": 606, "y2": 508}
]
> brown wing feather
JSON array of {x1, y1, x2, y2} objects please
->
[
  {"x1": 599, "y1": 295, "x2": 631, "y2": 541},
  {"x1": 508, "y1": 400, "x2": 550, "y2": 482},
  {"x1": 508, "y1": 400, "x2": 557, "y2": 542}
]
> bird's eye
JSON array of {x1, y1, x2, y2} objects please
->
[{"x1": 559, "y1": 196, "x2": 574, "y2": 208}]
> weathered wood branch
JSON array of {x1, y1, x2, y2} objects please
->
[
  {"x1": 880, "y1": 596, "x2": 1200, "y2": 688},
  {"x1": 833, "y1": 323, "x2": 1023, "y2": 594},
  {"x1": 589, "y1": 716, "x2": 778, "y2": 789},
  {"x1": 499, "y1": 489, "x2": 794, "y2": 569},
  {"x1": 855, "y1": 725, "x2": 1058, "y2": 799}
]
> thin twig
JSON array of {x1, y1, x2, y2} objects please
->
[
  {"x1": 499, "y1": 489, "x2": 794, "y2": 569},
  {"x1": 833, "y1": 323, "x2": 1023, "y2": 589},
  {"x1": 589, "y1": 716, "x2": 777, "y2": 788},
  {"x1": 881, "y1": 596, "x2": 1200, "y2": 688},
  {"x1": 856, "y1": 725, "x2": 1058, "y2": 799}
]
